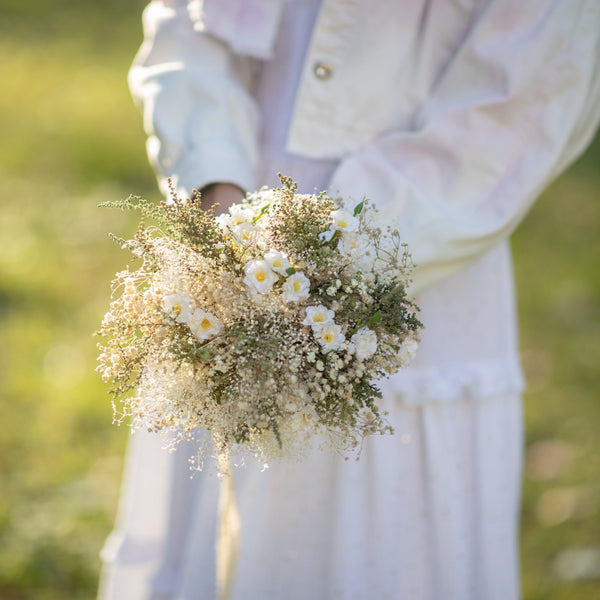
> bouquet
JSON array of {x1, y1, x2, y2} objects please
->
[{"x1": 97, "y1": 176, "x2": 422, "y2": 468}]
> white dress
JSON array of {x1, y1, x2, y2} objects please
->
[{"x1": 99, "y1": 1, "x2": 600, "y2": 598}]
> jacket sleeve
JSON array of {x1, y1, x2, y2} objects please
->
[
  {"x1": 128, "y1": 0, "x2": 265, "y2": 198},
  {"x1": 328, "y1": 0, "x2": 600, "y2": 295}
]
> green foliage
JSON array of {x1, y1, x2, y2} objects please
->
[
  {"x1": 353, "y1": 199, "x2": 365, "y2": 216},
  {"x1": 373, "y1": 281, "x2": 422, "y2": 335},
  {"x1": 266, "y1": 176, "x2": 337, "y2": 267},
  {"x1": 100, "y1": 195, "x2": 172, "y2": 227}
]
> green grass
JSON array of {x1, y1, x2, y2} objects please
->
[
  {"x1": 514, "y1": 144, "x2": 600, "y2": 600},
  {"x1": 1, "y1": 2, "x2": 599, "y2": 598}
]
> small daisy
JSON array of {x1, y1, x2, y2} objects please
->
[
  {"x1": 337, "y1": 231, "x2": 367, "y2": 259},
  {"x1": 314, "y1": 322, "x2": 346, "y2": 352},
  {"x1": 264, "y1": 249, "x2": 291, "y2": 275},
  {"x1": 319, "y1": 208, "x2": 359, "y2": 242},
  {"x1": 349, "y1": 327, "x2": 378, "y2": 360},
  {"x1": 244, "y1": 259, "x2": 279, "y2": 294},
  {"x1": 397, "y1": 337, "x2": 419, "y2": 367},
  {"x1": 228, "y1": 204, "x2": 254, "y2": 225},
  {"x1": 189, "y1": 308, "x2": 223, "y2": 341},
  {"x1": 232, "y1": 222, "x2": 261, "y2": 246},
  {"x1": 330, "y1": 209, "x2": 359, "y2": 232},
  {"x1": 302, "y1": 305, "x2": 335, "y2": 330},
  {"x1": 281, "y1": 272, "x2": 310, "y2": 302},
  {"x1": 161, "y1": 293, "x2": 195, "y2": 324}
]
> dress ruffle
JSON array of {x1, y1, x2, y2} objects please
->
[{"x1": 381, "y1": 359, "x2": 525, "y2": 406}]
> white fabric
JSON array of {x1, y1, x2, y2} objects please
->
[
  {"x1": 100, "y1": 1, "x2": 600, "y2": 599},
  {"x1": 100, "y1": 392, "x2": 523, "y2": 600},
  {"x1": 129, "y1": 0, "x2": 600, "y2": 294}
]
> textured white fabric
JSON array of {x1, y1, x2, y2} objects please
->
[
  {"x1": 100, "y1": 1, "x2": 599, "y2": 598},
  {"x1": 100, "y1": 392, "x2": 523, "y2": 600}
]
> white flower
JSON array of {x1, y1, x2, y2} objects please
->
[
  {"x1": 188, "y1": 308, "x2": 223, "y2": 341},
  {"x1": 303, "y1": 305, "x2": 335, "y2": 330},
  {"x1": 318, "y1": 229, "x2": 335, "y2": 243},
  {"x1": 337, "y1": 232, "x2": 367, "y2": 259},
  {"x1": 215, "y1": 213, "x2": 233, "y2": 231},
  {"x1": 264, "y1": 249, "x2": 291, "y2": 275},
  {"x1": 397, "y1": 337, "x2": 419, "y2": 367},
  {"x1": 319, "y1": 209, "x2": 359, "y2": 242},
  {"x1": 228, "y1": 204, "x2": 254, "y2": 225},
  {"x1": 247, "y1": 187, "x2": 274, "y2": 209},
  {"x1": 281, "y1": 272, "x2": 310, "y2": 302},
  {"x1": 243, "y1": 259, "x2": 279, "y2": 294},
  {"x1": 161, "y1": 293, "x2": 195, "y2": 324},
  {"x1": 349, "y1": 327, "x2": 378, "y2": 360},
  {"x1": 331, "y1": 209, "x2": 359, "y2": 232},
  {"x1": 232, "y1": 222, "x2": 261, "y2": 246},
  {"x1": 314, "y1": 322, "x2": 345, "y2": 352}
]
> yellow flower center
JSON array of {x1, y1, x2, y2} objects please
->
[
  {"x1": 337, "y1": 219, "x2": 347, "y2": 228},
  {"x1": 324, "y1": 332, "x2": 334, "y2": 343},
  {"x1": 256, "y1": 271, "x2": 266, "y2": 282},
  {"x1": 173, "y1": 304, "x2": 182, "y2": 315},
  {"x1": 273, "y1": 259, "x2": 282, "y2": 268},
  {"x1": 293, "y1": 280, "x2": 302, "y2": 293},
  {"x1": 200, "y1": 318, "x2": 212, "y2": 330},
  {"x1": 314, "y1": 314, "x2": 324, "y2": 322}
]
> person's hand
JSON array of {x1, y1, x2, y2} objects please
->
[{"x1": 198, "y1": 183, "x2": 245, "y2": 214}]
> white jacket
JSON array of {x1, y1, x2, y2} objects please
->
[{"x1": 129, "y1": 0, "x2": 599, "y2": 295}]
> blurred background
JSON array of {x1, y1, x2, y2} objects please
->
[{"x1": 0, "y1": 1, "x2": 598, "y2": 599}]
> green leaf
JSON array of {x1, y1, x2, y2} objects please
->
[
  {"x1": 286, "y1": 266, "x2": 297, "y2": 276},
  {"x1": 252, "y1": 203, "x2": 271, "y2": 223},
  {"x1": 353, "y1": 199, "x2": 365, "y2": 216},
  {"x1": 367, "y1": 310, "x2": 382, "y2": 326},
  {"x1": 195, "y1": 347, "x2": 213, "y2": 362}
]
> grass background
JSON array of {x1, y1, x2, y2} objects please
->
[{"x1": 0, "y1": 2, "x2": 598, "y2": 598}]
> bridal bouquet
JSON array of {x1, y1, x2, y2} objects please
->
[{"x1": 97, "y1": 176, "x2": 422, "y2": 468}]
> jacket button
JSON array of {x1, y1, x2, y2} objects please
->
[{"x1": 313, "y1": 61, "x2": 333, "y2": 80}]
